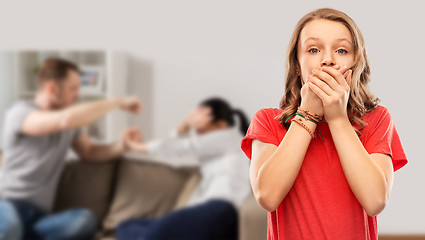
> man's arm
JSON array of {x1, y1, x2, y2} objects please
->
[
  {"x1": 72, "y1": 133, "x2": 126, "y2": 162},
  {"x1": 21, "y1": 96, "x2": 141, "y2": 136}
]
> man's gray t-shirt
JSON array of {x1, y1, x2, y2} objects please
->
[{"x1": 0, "y1": 101, "x2": 80, "y2": 213}]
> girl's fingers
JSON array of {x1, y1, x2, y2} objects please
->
[
  {"x1": 343, "y1": 68, "x2": 349, "y2": 78},
  {"x1": 308, "y1": 75, "x2": 333, "y2": 96},
  {"x1": 341, "y1": 69, "x2": 352, "y2": 86},
  {"x1": 346, "y1": 69, "x2": 352, "y2": 86},
  {"x1": 312, "y1": 69, "x2": 340, "y2": 91},
  {"x1": 320, "y1": 66, "x2": 350, "y2": 90},
  {"x1": 336, "y1": 65, "x2": 351, "y2": 86},
  {"x1": 307, "y1": 82, "x2": 328, "y2": 102}
]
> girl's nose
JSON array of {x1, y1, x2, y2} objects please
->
[{"x1": 321, "y1": 53, "x2": 336, "y2": 67}]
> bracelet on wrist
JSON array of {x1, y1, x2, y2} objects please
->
[
  {"x1": 292, "y1": 118, "x2": 315, "y2": 139},
  {"x1": 285, "y1": 107, "x2": 325, "y2": 141},
  {"x1": 297, "y1": 107, "x2": 323, "y2": 122},
  {"x1": 295, "y1": 112, "x2": 318, "y2": 124}
]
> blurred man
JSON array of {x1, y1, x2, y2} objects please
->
[{"x1": 0, "y1": 58, "x2": 142, "y2": 240}]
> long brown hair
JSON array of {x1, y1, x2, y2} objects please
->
[{"x1": 276, "y1": 8, "x2": 380, "y2": 136}]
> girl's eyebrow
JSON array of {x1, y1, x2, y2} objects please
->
[
  {"x1": 303, "y1": 37, "x2": 353, "y2": 45},
  {"x1": 335, "y1": 38, "x2": 353, "y2": 45}
]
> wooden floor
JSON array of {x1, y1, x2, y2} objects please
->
[{"x1": 379, "y1": 235, "x2": 425, "y2": 240}]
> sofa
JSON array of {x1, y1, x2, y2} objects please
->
[{"x1": 0, "y1": 152, "x2": 268, "y2": 240}]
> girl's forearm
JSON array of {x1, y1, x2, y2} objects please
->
[
  {"x1": 328, "y1": 117, "x2": 389, "y2": 216},
  {"x1": 252, "y1": 116, "x2": 316, "y2": 211}
]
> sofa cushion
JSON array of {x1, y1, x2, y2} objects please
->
[
  {"x1": 172, "y1": 169, "x2": 201, "y2": 211},
  {"x1": 101, "y1": 157, "x2": 198, "y2": 233},
  {"x1": 53, "y1": 159, "x2": 118, "y2": 223}
]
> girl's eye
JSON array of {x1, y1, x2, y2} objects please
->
[
  {"x1": 308, "y1": 48, "x2": 319, "y2": 54},
  {"x1": 336, "y1": 49, "x2": 347, "y2": 54}
]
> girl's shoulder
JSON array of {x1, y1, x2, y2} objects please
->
[
  {"x1": 361, "y1": 105, "x2": 391, "y2": 124},
  {"x1": 254, "y1": 107, "x2": 283, "y2": 119},
  {"x1": 251, "y1": 108, "x2": 285, "y2": 133},
  {"x1": 358, "y1": 105, "x2": 396, "y2": 140},
  {"x1": 241, "y1": 108, "x2": 286, "y2": 157},
  {"x1": 252, "y1": 107, "x2": 284, "y2": 126}
]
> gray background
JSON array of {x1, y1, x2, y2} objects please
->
[{"x1": 0, "y1": 0, "x2": 423, "y2": 234}]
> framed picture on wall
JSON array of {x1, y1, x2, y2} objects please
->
[{"x1": 79, "y1": 66, "x2": 104, "y2": 96}]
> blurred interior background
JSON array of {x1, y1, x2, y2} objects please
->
[{"x1": 0, "y1": 0, "x2": 423, "y2": 237}]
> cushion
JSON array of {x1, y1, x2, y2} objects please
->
[
  {"x1": 101, "y1": 157, "x2": 198, "y2": 232},
  {"x1": 172, "y1": 169, "x2": 201, "y2": 211},
  {"x1": 53, "y1": 159, "x2": 118, "y2": 222}
]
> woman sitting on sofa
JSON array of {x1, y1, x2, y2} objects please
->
[{"x1": 116, "y1": 97, "x2": 251, "y2": 240}]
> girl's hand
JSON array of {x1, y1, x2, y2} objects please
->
[
  {"x1": 300, "y1": 75, "x2": 324, "y2": 117},
  {"x1": 307, "y1": 65, "x2": 352, "y2": 123}
]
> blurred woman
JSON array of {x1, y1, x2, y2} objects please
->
[{"x1": 117, "y1": 97, "x2": 251, "y2": 240}]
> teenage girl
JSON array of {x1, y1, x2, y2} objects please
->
[{"x1": 241, "y1": 8, "x2": 408, "y2": 240}]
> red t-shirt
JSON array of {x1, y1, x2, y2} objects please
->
[{"x1": 240, "y1": 105, "x2": 408, "y2": 240}]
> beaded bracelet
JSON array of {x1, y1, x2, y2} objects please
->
[
  {"x1": 296, "y1": 108, "x2": 324, "y2": 141},
  {"x1": 284, "y1": 108, "x2": 325, "y2": 141},
  {"x1": 295, "y1": 112, "x2": 318, "y2": 124},
  {"x1": 297, "y1": 107, "x2": 323, "y2": 122},
  {"x1": 292, "y1": 118, "x2": 315, "y2": 139}
]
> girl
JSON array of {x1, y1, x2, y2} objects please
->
[
  {"x1": 118, "y1": 97, "x2": 251, "y2": 240},
  {"x1": 241, "y1": 8, "x2": 408, "y2": 240}
]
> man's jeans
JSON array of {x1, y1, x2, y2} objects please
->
[{"x1": 0, "y1": 199, "x2": 97, "y2": 240}]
